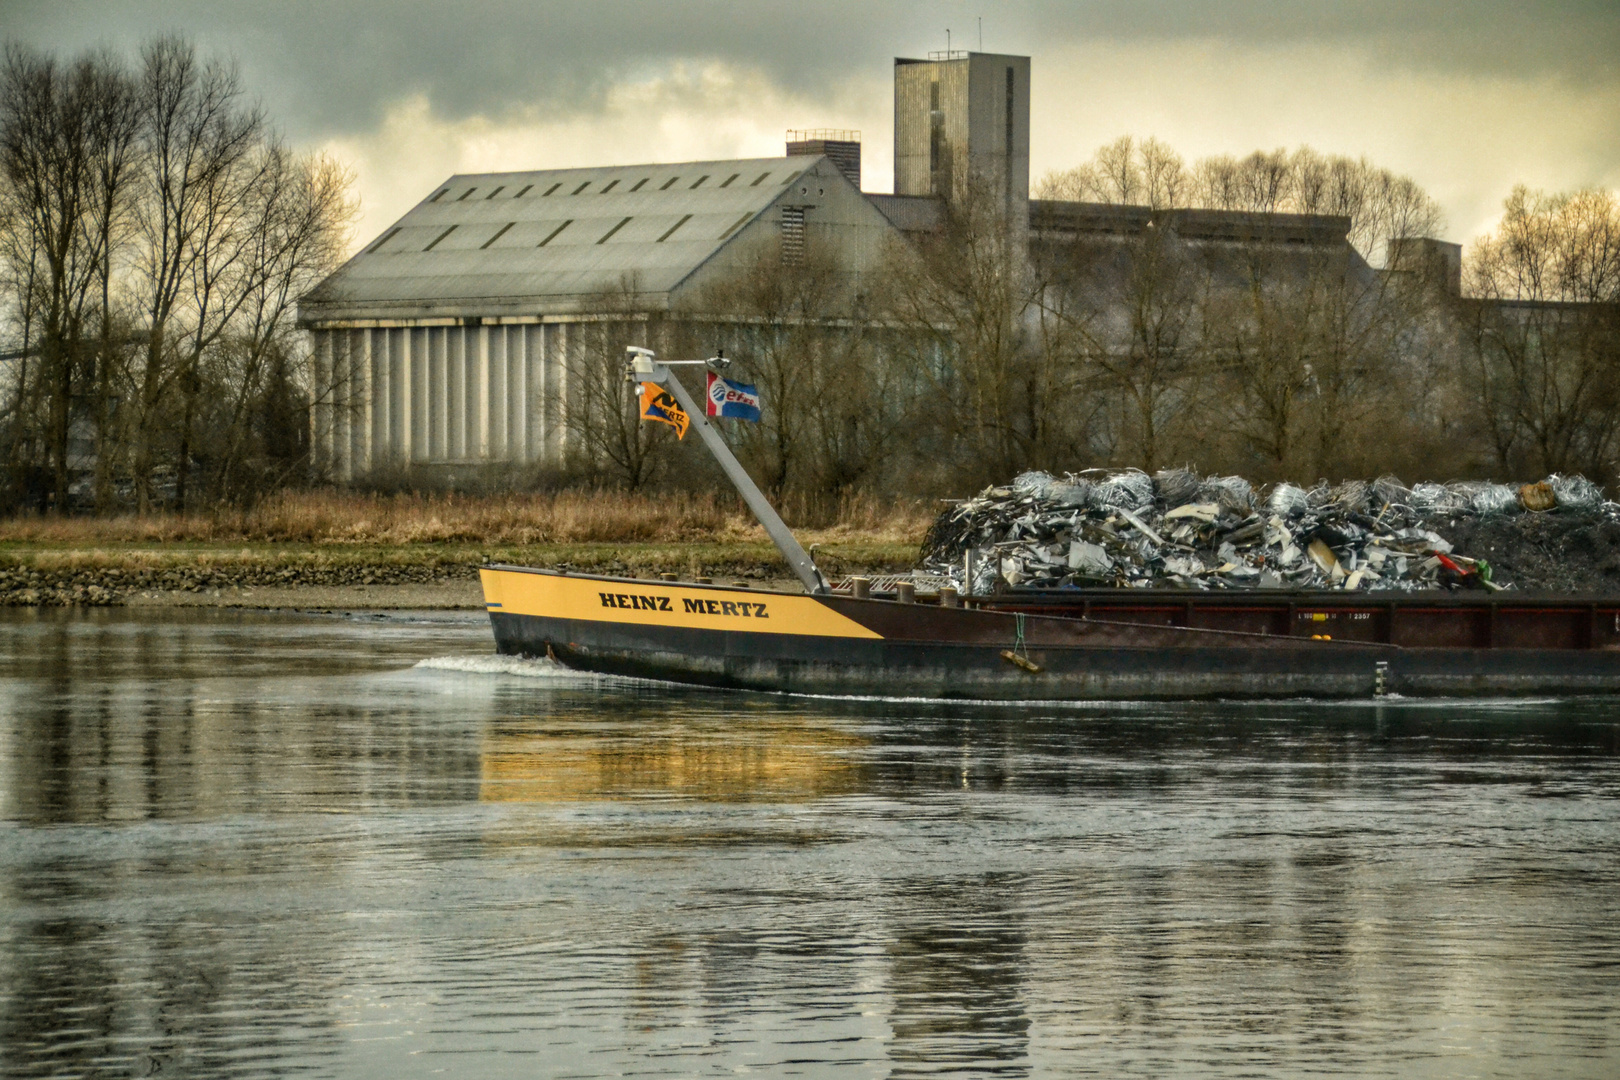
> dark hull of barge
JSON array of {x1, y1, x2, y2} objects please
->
[{"x1": 481, "y1": 565, "x2": 1620, "y2": 700}]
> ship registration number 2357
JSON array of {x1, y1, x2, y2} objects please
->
[{"x1": 600, "y1": 592, "x2": 769, "y2": 618}]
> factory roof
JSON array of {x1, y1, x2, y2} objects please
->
[
  {"x1": 301, "y1": 156, "x2": 822, "y2": 319},
  {"x1": 867, "y1": 194, "x2": 946, "y2": 235}
]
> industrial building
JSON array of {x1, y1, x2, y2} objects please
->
[
  {"x1": 298, "y1": 151, "x2": 891, "y2": 478},
  {"x1": 298, "y1": 51, "x2": 1045, "y2": 480},
  {"x1": 297, "y1": 50, "x2": 1418, "y2": 482}
]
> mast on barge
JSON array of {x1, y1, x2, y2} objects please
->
[{"x1": 625, "y1": 346, "x2": 830, "y2": 596}]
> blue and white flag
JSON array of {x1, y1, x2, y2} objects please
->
[{"x1": 705, "y1": 372, "x2": 761, "y2": 421}]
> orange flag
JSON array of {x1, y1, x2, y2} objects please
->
[{"x1": 638, "y1": 382, "x2": 689, "y2": 439}]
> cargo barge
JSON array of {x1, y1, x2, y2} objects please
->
[
  {"x1": 480, "y1": 347, "x2": 1620, "y2": 700},
  {"x1": 480, "y1": 565, "x2": 1620, "y2": 699}
]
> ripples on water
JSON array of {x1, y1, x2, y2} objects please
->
[{"x1": 0, "y1": 607, "x2": 1617, "y2": 1078}]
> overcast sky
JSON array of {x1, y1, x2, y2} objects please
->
[{"x1": 8, "y1": 1, "x2": 1618, "y2": 252}]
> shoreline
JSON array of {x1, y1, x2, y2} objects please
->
[
  {"x1": 0, "y1": 541, "x2": 910, "y2": 608},
  {"x1": 124, "y1": 578, "x2": 488, "y2": 610}
]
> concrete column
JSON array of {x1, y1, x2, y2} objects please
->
[
  {"x1": 424, "y1": 329, "x2": 434, "y2": 461},
  {"x1": 383, "y1": 328, "x2": 398, "y2": 464},
  {"x1": 399, "y1": 328, "x2": 414, "y2": 466},
  {"x1": 422, "y1": 328, "x2": 434, "y2": 461},
  {"x1": 326, "y1": 329, "x2": 339, "y2": 478},
  {"x1": 537, "y1": 323, "x2": 550, "y2": 463},
  {"x1": 508, "y1": 326, "x2": 521, "y2": 462},
  {"x1": 427, "y1": 330, "x2": 440, "y2": 466},
  {"x1": 357, "y1": 328, "x2": 374, "y2": 477},
  {"x1": 501, "y1": 326, "x2": 515, "y2": 461},
  {"x1": 541, "y1": 323, "x2": 554, "y2": 463},
  {"x1": 423, "y1": 328, "x2": 436, "y2": 461},
  {"x1": 545, "y1": 323, "x2": 559, "y2": 464},
  {"x1": 467, "y1": 325, "x2": 481, "y2": 460},
  {"x1": 434, "y1": 327, "x2": 449, "y2": 461},
  {"x1": 481, "y1": 324, "x2": 496, "y2": 460},
  {"x1": 346, "y1": 330, "x2": 360, "y2": 482},
  {"x1": 463, "y1": 325, "x2": 476, "y2": 460},
  {"x1": 311, "y1": 329, "x2": 332, "y2": 478},
  {"x1": 444, "y1": 327, "x2": 459, "y2": 460},
  {"x1": 514, "y1": 325, "x2": 529, "y2": 463},
  {"x1": 333, "y1": 332, "x2": 352, "y2": 482},
  {"x1": 376, "y1": 328, "x2": 391, "y2": 467},
  {"x1": 563, "y1": 321, "x2": 577, "y2": 463},
  {"x1": 439, "y1": 326, "x2": 450, "y2": 461}
]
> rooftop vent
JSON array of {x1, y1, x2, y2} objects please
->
[{"x1": 786, "y1": 128, "x2": 861, "y2": 190}]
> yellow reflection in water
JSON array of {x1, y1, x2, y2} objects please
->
[{"x1": 480, "y1": 712, "x2": 867, "y2": 803}]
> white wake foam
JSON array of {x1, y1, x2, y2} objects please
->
[{"x1": 414, "y1": 653, "x2": 578, "y2": 678}]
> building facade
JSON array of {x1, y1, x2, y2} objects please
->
[
  {"x1": 299, "y1": 152, "x2": 896, "y2": 480},
  {"x1": 299, "y1": 50, "x2": 1501, "y2": 484}
]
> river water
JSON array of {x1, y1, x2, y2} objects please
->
[{"x1": 0, "y1": 607, "x2": 1617, "y2": 1078}]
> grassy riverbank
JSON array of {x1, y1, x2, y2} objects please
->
[
  {"x1": 0, "y1": 490, "x2": 933, "y2": 605},
  {"x1": 0, "y1": 488, "x2": 934, "y2": 545}
]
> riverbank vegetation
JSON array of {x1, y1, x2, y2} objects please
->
[
  {"x1": 0, "y1": 488, "x2": 929, "y2": 604},
  {"x1": 0, "y1": 487, "x2": 933, "y2": 546}
]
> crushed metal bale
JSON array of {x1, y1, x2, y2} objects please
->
[{"x1": 921, "y1": 468, "x2": 1620, "y2": 593}]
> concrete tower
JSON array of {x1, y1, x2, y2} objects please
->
[{"x1": 893, "y1": 51, "x2": 1030, "y2": 222}]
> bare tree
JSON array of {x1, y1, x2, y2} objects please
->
[
  {"x1": 688, "y1": 235, "x2": 916, "y2": 513},
  {"x1": 1203, "y1": 284, "x2": 1307, "y2": 474},
  {"x1": 1044, "y1": 137, "x2": 1442, "y2": 266},
  {"x1": 1470, "y1": 186, "x2": 1620, "y2": 305},
  {"x1": 208, "y1": 146, "x2": 354, "y2": 501},
  {"x1": 1031, "y1": 216, "x2": 1205, "y2": 471},
  {"x1": 0, "y1": 45, "x2": 139, "y2": 510},
  {"x1": 1139, "y1": 138, "x2": 1188, "y2": 210},
  {"x1": 0, "y1": 175, "x2": 37, "y2": 492},
  {"x1": 693, "y1": 241, "x2": 841, "y2": 500},
  {"x1": 1093, "y1": 136, "x2": 1142, "y2": 205},
  {"x1": 556, "y1": 279, "x2": 682, "y2": 492},
  {"x1": 884, "y1": 180, "x2": 1043, "y2": 484},
  {"x1": 129, "y1": 35, "x2": 267, "y2": 510},
  {"x1": 1199, "y1": 229, "x2": 1447, "y2": 481},
  {"x1": 81, "y1": 51, "x2": 142, "y2": 511},
  {"x1": 0, "y1": 35, "x2": 356, "y2": 514},
  {"x1": 1192, "y1": 154, "x2": 1243, "y2": 211},
  {"x1": 1235, "y1": 150, "x2": 1292, "y2": 214},
  {"x1": 1037, "y1": 136, "x2": 1187, "y2": 210},
  {"x1": 1463, "y1": 186, "x2": 1620, "y2": 478}
]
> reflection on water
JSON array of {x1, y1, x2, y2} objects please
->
[
  {"x1": 1, "y1": 608, "x2": 1618, "y2": 1078},
  {"x1": 481, "y1": 711, "x2": 865, "y2": 804}
]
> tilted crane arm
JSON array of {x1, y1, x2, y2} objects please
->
[{"x1": 626, "y1": 347, "x2": 829, "y2": 595}]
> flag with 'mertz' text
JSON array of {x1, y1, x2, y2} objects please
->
[{"x1": 638, "y1": 383, "x2": 689, "y2": 438}]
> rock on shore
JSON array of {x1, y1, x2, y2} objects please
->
[{"x1": 0, "y1": 562, "x2": 476, "y2": 607}]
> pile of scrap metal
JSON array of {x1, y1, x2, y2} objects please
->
[{"x1": 920, "y1": 468, "x2": 1613, "y2": 593}]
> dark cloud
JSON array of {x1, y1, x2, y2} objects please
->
[
  {"x1": 1074, "y1": 0, "x2": 1620, "y2": 85},
  {"x1": 5, "y1": 1, "x2": 1617, "y2": 140}
]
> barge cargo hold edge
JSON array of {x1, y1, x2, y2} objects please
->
[{"x1": 480, "y1": 565, "x2": 1620, "y2": 700}]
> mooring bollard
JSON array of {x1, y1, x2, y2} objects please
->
[
  {"x1": 896, "y1": 582, "x2": 915, "y2": 603},
  {"x1": 660, "y1": 572, "x2": 678, "y2": 582},
  {"x1": 939, "y1": 587, "x2": 959, "y2": 608},
  {"x1": 850, "y1": 577, "x2": 870, "y2": 600}
]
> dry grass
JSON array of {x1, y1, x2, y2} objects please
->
[
  {"x1": 6, "y1": 540, "x2": 924, "y2": 578},
  {"x1": 0, "y1": 489, "x2": 937, "y2": 548}
]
